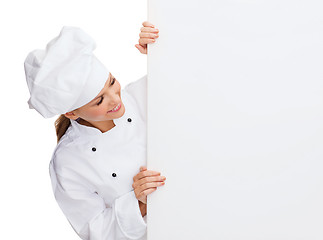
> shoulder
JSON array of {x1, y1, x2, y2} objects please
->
[
  {"x1": 123, "y1": 74, "x2": 147, "y2": 95},
  {"x1": 49, "y1": 135, "x2": 93, "y2": 192},
  {"x1": 123, "y1": 75, "x2": 147, "y2": 122},
  {"x1": 49, "y1": 131, "x2": 81, "y2": 175}
]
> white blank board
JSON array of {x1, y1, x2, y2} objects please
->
[{"x1": 147, "y1": 0, "x2": 323, "y2": 239}]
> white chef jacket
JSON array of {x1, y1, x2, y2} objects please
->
[{"x1": 49, "y1": 75, "x2": 148, "y2": 240}]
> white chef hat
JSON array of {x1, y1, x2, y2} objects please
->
[{"x1": 24, "y1": 26, "x2": 109, "y2": 118}]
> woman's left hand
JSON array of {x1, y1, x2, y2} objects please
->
[{"x1": 135, "y1": 21, "x2": 159, "y2": 54}]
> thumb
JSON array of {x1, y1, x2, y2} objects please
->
[
  {"x1": 135, "y1": 44, "x2": 147, "y2": 54},
  {"x1": 140, "y1": 166, "x2": 147, "y2": 171}
]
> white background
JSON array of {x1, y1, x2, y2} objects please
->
[
  {"x1": 147, "y1": 0, "x2": 323, "y2": 239},
  {"x1": 0, "y1": 1, "x2": 147, "y2": 239}
]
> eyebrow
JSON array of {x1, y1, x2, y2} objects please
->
[{"x1": 92, "y1": 75, "x2": 114, "y2": 103}]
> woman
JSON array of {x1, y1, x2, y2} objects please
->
[{"x1": 24, "y1": 21, "x2": 165, "y2": 240}]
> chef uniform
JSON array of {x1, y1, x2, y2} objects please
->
[
  {"x1": 49, "y1": 74, "x2": 148, "y2": 240},
  {"x1": 24, "y1": 26, "x2": 148, "y2": 240}
]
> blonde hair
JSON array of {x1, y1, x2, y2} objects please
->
[{"x1": 54, "y1": 114, "x2": 71, "y2": 143}]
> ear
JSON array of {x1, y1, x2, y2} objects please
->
[{"x1": 64, "y1": 111, "x2": 79, "y2": 120}]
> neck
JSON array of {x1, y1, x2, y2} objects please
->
[{"x1": 78, "y1": 119, "x2": 116, "y2": 133}]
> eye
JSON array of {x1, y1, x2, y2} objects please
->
[{"x1": 97, "y1": 96, "x2": 104, "y2": 105}]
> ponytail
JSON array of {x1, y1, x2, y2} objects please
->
[{"x1": 54, "y1": 114, "x2": 71, "y2": 143}]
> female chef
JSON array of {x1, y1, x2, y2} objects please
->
[{"x1": 24, "y1": 21, "x2": 165, "y2": 240}]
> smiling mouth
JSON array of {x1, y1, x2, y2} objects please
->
[{"x1": 108, "y1": 103, "x2": 121, "y2": 113}]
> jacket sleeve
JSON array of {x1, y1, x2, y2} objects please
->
[{"x1": 49, "y1": 160, "x2": 147, "y2": 240}]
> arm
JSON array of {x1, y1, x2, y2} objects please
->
[{"x1": 49, "y1": 160, "x2": 146, "y2": 240}]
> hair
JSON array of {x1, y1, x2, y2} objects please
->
[{"x1": 54, "y1": 114, "x2": 71, "y2": 143}]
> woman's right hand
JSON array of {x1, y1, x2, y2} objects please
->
[
  {"x1": 132, "y1": 166, "x2": 166, "y2": 204},
  {"x1": 135, "y1": 21, "x2": 159, "y2": 54}
]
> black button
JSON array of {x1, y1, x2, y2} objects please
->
[
  {"x1": 112, "y1": 173, "x2": 117, "y2": 177},
  {"x1": 127, "y1": 118, "x2": 132, "y2": 122},
  {"x1": 92, "y1": 147, "x2": 96, "y2": 152}
]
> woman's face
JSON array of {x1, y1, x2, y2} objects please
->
[{"x1": 65, "y1": 72, "x2": 125, "y2": 122}]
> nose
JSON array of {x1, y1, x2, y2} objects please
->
[
  {"x1": 105, "y1": 86, "x2": 121, "y2": 107},
  {"x1": 110, "y1": 95, "x2": 120, "y2": 106}
]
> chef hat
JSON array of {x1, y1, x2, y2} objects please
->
[{"x1": 24, "y1": 26, "x2": 109, "y2": 118}]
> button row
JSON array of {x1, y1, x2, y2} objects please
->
[
  {"x1": 89, "y1": 117, "x2": 132, "y2": 177},
  {"x1": 91, "y1": 117, "x2": 132, "y2": 153}
]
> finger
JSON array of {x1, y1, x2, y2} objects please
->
[
  {"x1": 133, "y1": 169, "x2": 161, "y2": 182},
  {"x1": 136, "y1": 184, "x2": 160, "y2": 198},
  {"x1": 142, "y1": 21, "x2": 154, "y2": 28},
  {"x1": 137, "y1": 182, "x2": 165, "y2": 193},
  {"x1": 139, "y1": 38, "x2": 155, "y2": 45},
  {"x1": 140, "y1": 166, "x2": 147, "y2": 171},
  {"x1": 137, "y1": 188, "x2": 157, "y2": 200},
  {"x1": 139, "y1": 32, "x2": 159, "y2": 39},
  {"x1": 140, "y1": 26, "x2": 159, "y2": 33},
  {"x1": 134, "y1": 171, "x2": 161, "y2": 182},
  {"x1": 133, "y1": 175, "x2": 165, "y2": 188},
  {"x1": 134, "y1": 186, "x2": 156, "y2": 200}
]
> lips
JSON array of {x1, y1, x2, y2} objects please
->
[{"x1": 108, "y1": 103, "x2": 121, "y2": 113}]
